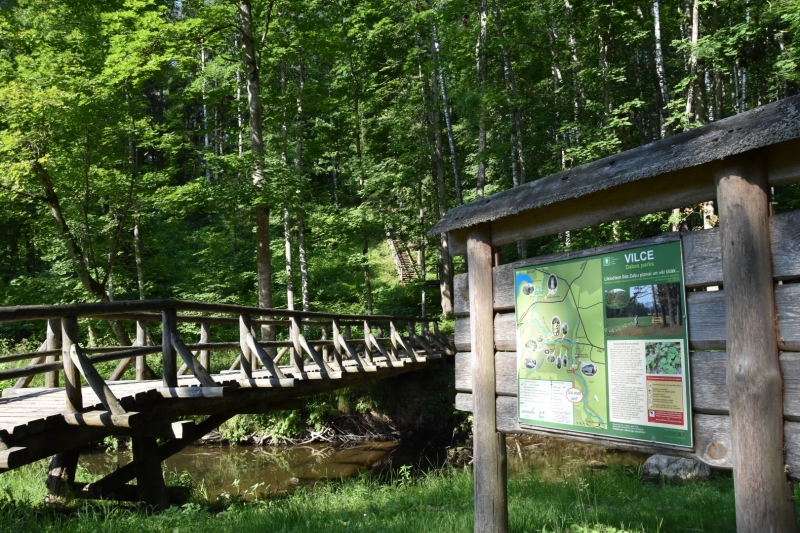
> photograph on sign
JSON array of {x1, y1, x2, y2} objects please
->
[{"x1": 515, "y1": 240, "x2": 692, "y2": 448}]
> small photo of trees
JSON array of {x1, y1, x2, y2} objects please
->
[{"x1": 605, "y1": 283, "x2": 684, "y2": 337}]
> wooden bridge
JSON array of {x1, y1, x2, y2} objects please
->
[{"x1": 0, "y1": 301, "x2": 454, "y2": 508}]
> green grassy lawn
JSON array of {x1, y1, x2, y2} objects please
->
[
  {"x1": 0, "y1": 459, "x2": 765, "y2": 533},
  {"x1": 605, "y1": 317, "x2": 683, "y2": 338}
]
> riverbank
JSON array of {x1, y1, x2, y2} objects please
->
[{"x1": 0, "y1": 457, "x2": 751, "y2": 532}]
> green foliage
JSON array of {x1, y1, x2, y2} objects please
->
[{"x1": 645, "y1": 341, "x2": 682, "y2": 375}]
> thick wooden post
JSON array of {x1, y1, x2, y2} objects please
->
[
  {"x1": 715, "y1": 154, "x2": 797, "y2": 533},
  {"x1": 199, "y1": 322, "x2": 211, "y2": 371},
  {"x1": 162, "y1": 309, "x2": 177, "y2": 388},
  {"x1": 239, "y1": 314, "x2": 253, "y2": 379},
  {"x1": 135, "y1": 320, "x2": 148, "y2": 381},
  {"x1": 45, "y1": 318, "x2": 61, "y2": 388},
  {"x1": 45, "y1": 448, "x2": 79, "y2": 502},
  {"x1": 61, "y1": 316, "x2": 82, "y2": 413},
  {"x1": 131, "y1": 436, "x2": 167, "y2": 510},
  {"x1": 289, "y1": 317, "x2": 304, "y2": 372},
  {"x1": 467, "y1": 223, "x2": 507, "y2": 533}
]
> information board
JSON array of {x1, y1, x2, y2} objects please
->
[{"x1": 515, "y1": 241, "x2": 692, "y2": 448}]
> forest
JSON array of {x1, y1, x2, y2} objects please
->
[{"x1": 1, "y1": 0, "x2": 800, "y2": 346}]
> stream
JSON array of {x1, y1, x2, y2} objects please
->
[{"x1": 80, "y1": 436, "x2": 649, "y2": 500}]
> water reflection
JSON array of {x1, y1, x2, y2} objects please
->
[{"x1": 81, "y1": 440, "x2": 398, "y2": 500}]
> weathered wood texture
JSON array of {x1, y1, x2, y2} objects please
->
[
  {"x1": 453, "y1": 283, "x2": 800, "y2": 353},
  {"x1": 455, "y1": 351, "x2": 800, "y2": 420},
  {"x1": 429, "y1": 96, "x2": 800, "y2": 253},
  {"x1": 468, "y1": 224, "x2": 508, "y2": 533},
  {"x1": 452, "y1": 208, "x2": 800, "y2": 315},
  {"x1": 60, "y1": 317, "x2": 82, "y2": 413},
  {"x1": 715, "y1": 155, "x2": 796, "y2": 531},
  {"x1": 456, "y1": 393, "x2": 800, "y2": 480}
]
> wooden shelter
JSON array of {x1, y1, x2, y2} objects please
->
[{"x1": 429, "y1": 94, "x2": 800, "y2": 533}]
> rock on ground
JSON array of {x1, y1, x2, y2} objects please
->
[{"x1": 641, "y1": 454, "x2": 711, "y2": 482}]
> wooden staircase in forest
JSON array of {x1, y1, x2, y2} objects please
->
[{"x1": 386, "y1": 236, "x2": 419, "y2": 283}]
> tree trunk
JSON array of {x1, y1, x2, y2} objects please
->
[
  {"x1": 430, "y1": 21, "x2": 463, "y2": 205},
  {"x1": 685, "y1": 0, "x2": 700, "y2": 124},
  {"x1": 238, "y1": 0, "x2": 274, "y2": 338},
  {"x1": 284, "y1": 208, "x2": 294, "y2": 311},
  {"x1": 296, "y1": 60, "x2": 310, "y2": 313},
  {"x1": 475, "y1": 0, "x2": 488, "y2": 198},
  {"x1": 362, "y1": 230, "x2": 373, "y2": 314},
  {"x1": 652, "y1": 0, "x2": 670, "y2": 137}
]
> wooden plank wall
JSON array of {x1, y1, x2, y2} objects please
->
[{"x1": 453, "y1": 208, "x2": 800, "y2": 477}]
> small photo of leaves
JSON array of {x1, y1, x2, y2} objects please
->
[{"x1": 645, "y1": 341, "x2": 682, "y2": 375}]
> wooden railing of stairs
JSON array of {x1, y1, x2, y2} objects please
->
[{"x1": 0, "y1": 300, "x2": 455, "y2": 509}]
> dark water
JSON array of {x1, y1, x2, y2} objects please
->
[{"x1": 80, "y1": 436, "x2": 648, "y2": 500}]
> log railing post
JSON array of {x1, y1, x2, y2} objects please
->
[
  {"x1": 61, "y1": 316, "x2": 82, "y2": 413},
  {"x1": 45, "y1": 318, "x2": 61, "y2": 388},
  {"x1": 321, "y1": 326, "x2": 329, "y2": 361},
  {"x1": 389, "y1": 320, "x2": 399, "y2": 359},
  {"x1": 161, "y1": 309, "x2": 177, "y2": 388},
  {"x1": 135, "y1": 320, "x2": 148, "y2": 381},
  {"x1": 289, "y1": 317, "x2": 304, "y2": 373},
  {"x1": 467, "y1": 223, "x2": 507, "y2": 533},
  {"x1": 363, "y1": 320, "x2": 373, "y2": 363},
  {"x1": 331, "y1": 319, "x2": 343, "y2": 367},
  {"x1": 239, "y1": 314, "x2": 253, "y2": 379},
  {"x1": 199, "y1": 322, "x2": 210, "y2": 371},
  {"x1": 715, "y1": 154, "x2": 797, "y2": 532}
]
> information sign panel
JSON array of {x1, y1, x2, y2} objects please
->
[{"x1": 515, "y1": 241, "x2": 692, "y2": 447}]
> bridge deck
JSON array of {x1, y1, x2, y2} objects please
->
[{"x1": 0, "y1": 354, "x2": 438, "y2": 472}]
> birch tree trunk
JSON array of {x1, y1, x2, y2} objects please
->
[
  {"x1": 296, "y1": 60, "x2": 309, "y2": 313},
  {"x1": 431, "y1": 21, "x2": 463, "y2": 205},
  {"x1": 652, "y1": 0, "x2": 671, "y2": 137},
  {"x1": 475, "y1": 0, "x2": 488, "y2": 198}
]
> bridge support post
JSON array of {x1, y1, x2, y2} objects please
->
[
  {"x1": 45, "y1": 448, "x2": 79, "y2": 503},
  {"x1": 45, "y1": 318, "x2": 60, "y2": 388},
  {"x1": 715, "y1": 153, "x2": 797, "y2": 533},
  {"x1": 467, "y1": 223, "x2": 507, "y2": 533},
  {"x1": 132, "y1": 436, "x2": 167, "y2": 510},
  {"x1": 162, "y1": 309, "x2": 178, "y2": 387},
  {"x1": 61, "y1": 316, "x2": 82, "y2": 412}
]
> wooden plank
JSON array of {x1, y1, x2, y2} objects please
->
[
  {"x1": 467, "y1": 224, "x2": 507, "y2": 533},
  {"x1": 431, "y1": 96, "x2": 800, "y2": 248},
  {"x1": 69, "y1": 345, "x2": 126, "y2": 416},
  {"x1": 63, "y1": 411, "x2": 143, "y2": 428},
  {"x1": 157, "y1": 387, "x2": 232, "y2": 399},
  {"x1": 237, "y1": 378, "x2": 296, "y2": 388},
  {"x1": 61, "y1": 317, "x2": 82, "y2": 413},
  {"x1": 455, "y1": 393, "x2": 800, "y2": 480},
  {"x1": 455, "y1": 351, "x2": 800, "y2": 421},
  {"x1": 171, "y1": 335, "x2": 217, "y2": 388},
  {"x1": 454, "y1": 284, "x2": 800, "y2": 353},
  {"x1": 452, "y1": 209, "x2": 800, "y2": 315},
  {"x1": 716, "y1": 156, "x2": 796, "y2": 531}
]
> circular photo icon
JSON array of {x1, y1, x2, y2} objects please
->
[
  {"x1": 547, "y1": 354, "x2": 556, "y2": 363},
  {"x1": 544, "y1": 348, "x2": 551, "y2": 355},
  {"x1": 536, "y1": 334, "x2": 545, "y2": 343},
  {"x1": 521, "y1": 283, "x2": 535, "y2": 296},
  {"x1": 556, "y1": 358, "x2": 562, "y2": 370},
  {"x1": 547, "y1": 274, "x2": 558, "y2": 294},
  {"x1": 561, "y1": 323, "x2": 569, "y2": 336},
  {"x1": 524, "y1": 356, "x2": 537, "y2": 369},
  {"x1": 525, "y1": 340, "x2": 538, "y2": 352},
  {"x1": 581, "y1": 363, "x2": 598, "y2": 377},
  {"x1": 605, "y1": 288, "x2": 630, "y2": 309},
  {"x1": 551, "y1": 316, "x2": 561, "y2": 336}
]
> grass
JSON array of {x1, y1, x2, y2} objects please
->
[
  {"x1": 0, "y1": 458, "x2": 757, "y2": 533},
  {"x1": 605, "y1": 318, "x2": 683, "y2": 338}
]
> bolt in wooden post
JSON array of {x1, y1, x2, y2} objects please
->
[
  {"x1": 162, "y1": 309, "x2": 178, "y2": 388},
  {"x1": 45, "y1": 318, "x2": 61, "y2": 388},
  {"x1": 61, "y1": 316, "x2": 82, "y2": 413},
  {"x1": 199, "y1": 322, "x2": 211, "y2": 371},
  {"x1": 716, "y1": 154, "x2": 797, "y2": 533},
  {"x1": 239, "y1": 314, "x2": 254, "y2": 379},
  {"x1": 467, "y1": 223, "x2": 508, "y2": 533},
  {"x1": 135, "y1": 320, "x2": 148, "y2": 381}
]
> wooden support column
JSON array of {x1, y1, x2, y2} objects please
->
[
  {"x1": 162, "y1": 309, "x2": 177, "y2": 388},
  {"x1": 199, "y1": 322, "x2": 211, "y2": 371},
  {"x1": 135, "y1": 320, "x2": 148, "y2": 380},
  {"x1": 716, "y1": 155, "x2": 797, "y2": 532},
  {"x1": 45, "y1": 448, "x2": 79, "y2": 502},
  {"x1": 45, "y1": 318, "x2": 61, "y2": 388},
  {"x1": 239, "y1": 315, "x2": 254, "y2": 379},
  {"x1": 289, "y1": 317, "x2": 304, "y2": 372},
  {"x1": 467, "y1": 223, "x2": 507, "y2": 533},
  {"x1": 61, "y1": 316, "x2": 82, "y2": 413},
  {"x1": 131, "y1": 436, "x2": 167, "y2": 510}
]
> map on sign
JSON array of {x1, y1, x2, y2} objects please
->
[
  {"x1": 515, "y1": 241, "x2": 693, "y2": 448},
  {"x1": 515, "y1": 258, "x2": 607, "y2": 430}
]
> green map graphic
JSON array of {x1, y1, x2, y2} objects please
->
[{"x1": 516, "y1": 258, "x2": 607, "y2": 429}]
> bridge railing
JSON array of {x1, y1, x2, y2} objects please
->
[{"x1": 0, "y1": 300, "x2": 453, "y2": 417}]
